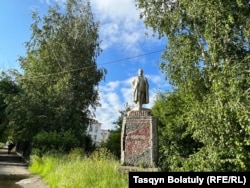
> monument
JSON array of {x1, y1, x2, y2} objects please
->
[
  {"x1": 120, "y1": 69, "x2": 158, "y2": 169},
  {"x1": 131, "y1": 69, "x2": 149, "y2": 111}
]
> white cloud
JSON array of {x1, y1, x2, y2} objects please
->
[
  {"x1": 40, "y1": 0, "x2": 66, "y2": 6},
  {"x1": 146, "y1": 75, "x2": 163, "y2": 84},
  {"x1": 91, "y1": 0, "x2": 152, "y2": 53},
  {"x1": 91, "y1": 0, "x2": 139, "y2": 22},
  {"x1": 89, "y1": 80, "x2": 129, "y2": 130},
  {"x1": 41, "y1": 0, "x2": 163, "y2": 55},
  {"x1": 103, "y1": 80, "x2": 120, "y2": 92},
  {"x1": 95, "y1": 78, "x2": 132, "y2": 130}
]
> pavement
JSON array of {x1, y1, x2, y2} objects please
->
[{"x1": 0, "y1": 146, "x2": 49, "y2": 188}]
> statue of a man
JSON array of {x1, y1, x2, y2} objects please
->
[{"x1": 131, "y1": 69, "x2": 149, "y2": 110}]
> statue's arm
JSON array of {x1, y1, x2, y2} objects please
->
[
  {"x1": 131, "y1": 77, "x2": 136, "y2": 89},
  {"x1": 145, "y1": 77, "x2": 149, "y2": 87}
]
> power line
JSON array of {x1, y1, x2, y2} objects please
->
[
  {"x1": 17, "y1": 49, "x2": 165, "y2": 80},
  {"x1": 99, "y1": 49, "x2": 164, "y2": 66}
]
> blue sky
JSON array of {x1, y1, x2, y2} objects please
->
[{"x1": 0, "y1": 0, "x2": 171, "y2": 130}]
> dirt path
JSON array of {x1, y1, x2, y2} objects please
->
[{"x1": 0, "y1": 147, "x2": 49, "y2": 188}]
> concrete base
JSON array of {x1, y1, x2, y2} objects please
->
[
  {"x1": 117, "y1": 165, "x2": 161, "y2": 174},
  {"x1": 121, "y1": 109, "x2": 158, "y2": 168}
]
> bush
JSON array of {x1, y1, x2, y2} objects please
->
[{"x1": 32, "y1": 130, "x2": 77, "y2": 155}]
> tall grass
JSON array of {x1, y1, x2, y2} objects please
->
[{"x1": 29, "y1": 148, "x2": 128, "y2": 188}]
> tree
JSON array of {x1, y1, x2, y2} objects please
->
[
  {"x1": 0, "y1": 71, "x2": 20, "y2": 142},
  {"x1": 6, "y1": 0, "x2": 106, "y2": 154},
  {"x1": 136, "y1": 0, "x2": 250, "y2": 171},
  {"x1": 104, "y1": 103, "x2": 131, "y2": 159},
  {"x1": 152, "y1": 91, "x2": 203, "y2": 171}
]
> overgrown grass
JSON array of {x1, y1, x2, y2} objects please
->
[{"x1": 29, "y1": 148, "x2": 128, "y2": 188}]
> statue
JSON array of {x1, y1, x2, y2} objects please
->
[{"x1": 131, "y1": 69, "x2": 149, "y2": 110}]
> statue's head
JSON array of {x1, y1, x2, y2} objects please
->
[{"x1": 138, "y1": 69, "x2": 143, "y2": 76}]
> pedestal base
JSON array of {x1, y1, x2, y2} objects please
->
[
  {"x1": 117, "y1": 166, "x2": 160, "y2": 174},
  {"x1": 121, "y1": 109, "x2": 158, "y2": 168}
]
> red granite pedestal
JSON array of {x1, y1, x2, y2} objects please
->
[{"x1": 120, "y1": 108, "x2": 158, "y2": 168}]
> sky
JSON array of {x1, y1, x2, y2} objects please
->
[{"x1": 0, "y1": 0, "x2": 171, "y2": 130}]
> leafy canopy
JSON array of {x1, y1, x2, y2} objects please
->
[
  {"x1": 5, "y1": 0, "x2": 106, "y2": 154},
  {"x1": 137, "y1": 0, "x2": 250, "y2": 171}
]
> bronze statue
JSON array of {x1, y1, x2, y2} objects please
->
[{"x1": 131, "y1": 69, "x2": 149, "y2": 110}]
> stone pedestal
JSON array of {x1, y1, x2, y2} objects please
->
[{"x1": 121, "y1": 109, "x2": 158, "y2": 168}]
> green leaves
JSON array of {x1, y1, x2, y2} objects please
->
[
  {"x1": 3, "y1": 0, "x2": 106, "y2": 154},
  {"x1": 137, "y1": 0, "x2": 250, "y2": 171},
  {"x1": 33, "y1": 130, "x2": 77, "y2": 155}
]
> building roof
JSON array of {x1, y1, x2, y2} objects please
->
[{"x1": 89, "y1": 119, "x2": 101, "y2": 125}]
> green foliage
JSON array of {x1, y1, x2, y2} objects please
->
[
  {"x1": 5, "y1": 0, "x2": 106, "y2": 154},
  {"x1": 104, "y1": 105, "x2": 131, "y2": 159},
  {"x1": 0, "y1": 142, "x2": 4, "y2": 148},
  {"x1": 32, "y1": 130, "x2": 77, "y2": 155},
  {"x1": 104, "y1": 113, "x2": 123, "y2": 159},
  {"x1": 137, "y1": 0, "x2": 250, "y2": 171},
  {"x1": 152, "y1": 91, "x2": 203, "y2": 171},
  {"x1": 29, "y1": 148, "x2": 128, "y2": 188},
  {"x1": 104, "y1": 130, "x2": 121, "y2": 158},
  {"x1": 67, "y1": 147, "x2": 85, "y2": 160},
  {"x1": 29, "y1": 155, "x2": 58, "y2": 177},
  {"x1": 90, "y1": 147, "x2": 116, "y2": 161},
  {"x1": 0, "y1": 71, "x2": 21, "y2": 142}
]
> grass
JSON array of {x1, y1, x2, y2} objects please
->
[
  {"x1": 0, "y1": 142, "x2": 4, "y2": 148},
  {"x1": 28, "y1": 148, "x2": 128, "y2": 188}
]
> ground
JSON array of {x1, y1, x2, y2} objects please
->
[{"x1": 0, "y1": 147, "x2": 49, "y2": 188}]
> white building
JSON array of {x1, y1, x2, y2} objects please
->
[{"x1": 87, "y1": 120, "x2": 110, "y2": 146}]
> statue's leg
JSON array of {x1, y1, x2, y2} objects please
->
[
  {"x1": 138, "y1": 93, "x2": 142, "y2": 110},
  {"x1": 138, "y1": 92, "x2": 145, "y2": 110},
  {"x1": 138, "y1": 101, "x2": 142, "y2": 111}
]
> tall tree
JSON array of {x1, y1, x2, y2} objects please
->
[
  {"x1": 137, "y1": 0, "x2": 250, "y2": 171},
  {"x1": 6, "y1": 0, "x2": 106, "y2": 154},
  {"x1": 0, "y1": 71, "x2": 20, "y2": 142}
]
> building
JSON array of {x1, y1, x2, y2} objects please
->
[{"x1": 87, "y1": 120, "x2": 110, "y2": 146}]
